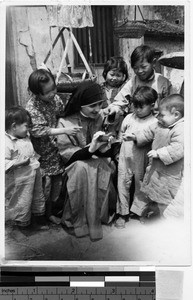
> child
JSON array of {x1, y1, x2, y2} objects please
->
[
  {"x1": 101, "y1": 56, "x2": 129, "y2": 137},
  {"x1": 114, "y1": 45, "x2": 172, "y2": 113},
  {"x1": 26, "y1": 68, "x2": 81, "y2": 225},
  {"x1": 5, "y1": 106, "x2": 47, "y2": 229},
  {"x1": 101, "y1": 56, "x2": 129, "y2": 108},
  {"x1": 115, "y1": 86, "x2": 158, "y2": 228},
  {"x1": 135, "y1": 94, "x2": 184, "y2": 220}
]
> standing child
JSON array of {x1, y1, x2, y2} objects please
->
[
  {"x1": 100, "y1": 56, "x2": 129, "y2": 137},
  {"x1": 101, "y1": 56, "x2": 129, "y2": 108},
  {"x1": 115, "y1": 45, "x2": 172, "y2": 113},
  {"x1": 137, "y1": 94, "x2": 184, "y2": 220},
  {"x1": 5, "y1": 106, "x2": 47, "y2": 229},
  {"x1": 115, "y1": 86, "x2": 158, "y2": 228},
  {"x1": 26, "y1": 68, "x2": 81, "y2": 225}
]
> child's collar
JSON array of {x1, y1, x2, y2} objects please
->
[
  {"x1": 5, "y1": 131, "x2": 30, "y2": 140},
  {"x1": 134, "y1": 111, "x2": 153, "y2": 119},
  {"x1": 168, "y1": 117, "x2": 184, "y2": 128},
  {"x1": 5, "y1": 131, "x2": 18, "y2": 140},
  {"x1": 145, "y1": 70, "x2": 155, "y2": 82}
]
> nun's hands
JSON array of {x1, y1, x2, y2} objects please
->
[
  {"x1": 98, "y1": 135, "x2": 116, "y2": 153},
  {"x1": 88, "y1": 131, "x2": 113, "y2": 153}
]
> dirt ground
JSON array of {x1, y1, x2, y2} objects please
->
[{"x1": 4, "y1": 216, "x2": 190, "y2": 264}]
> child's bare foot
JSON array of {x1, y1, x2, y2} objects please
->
[{"x1": 49, "y1": 215, "x2": 61, "y2": 225}]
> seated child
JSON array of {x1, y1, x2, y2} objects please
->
[
  {"x1": 5, "y1": 106, "x2": 48, "y2": 229},
  {"x1": 115, "y1": 45, "x2": 172, "y2": 114},
  {"x1": 100, "y1": 56, "x2": 129, "y2": 137},
  {"x1": 26, "y1": 68, "x2": 81, "y2": 224},
  {"x1": 136, "y1": 94, "x2": 184, "y2": 220},
  {"x1": 115, "y1": 86, "x2": 158, "y2": 228}
]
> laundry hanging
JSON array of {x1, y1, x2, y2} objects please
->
[
  {"x1": 46, "y1": 5, "x2": 94, "y2": 28},
  {"x1": 43, "y1": 5, "x2": 95, "y2": 93}
]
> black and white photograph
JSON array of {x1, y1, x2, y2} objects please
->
[{"x1": 1, "y1": 1, "x2": 191, "y2": 266}]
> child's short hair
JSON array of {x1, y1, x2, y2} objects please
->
[
  {"x1": 5, "y1": 106, "x2": 29, "y2": 131},
  {"x1": 28, "y1": 69, "x2": 56, "y2": 95},
  {"x1": 102, "y1": 56, "x2": 128, "y2": 81},
  {"x1": 131, "y1": 45, "x2": 156, "y2": 69},
  {"x1": 159, "y1": 94, "x2": 184, "y2": 117},
  {"x1": 132, "y1": 86, "x2": 158, "y2": 108}
]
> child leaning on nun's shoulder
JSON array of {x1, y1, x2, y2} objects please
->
[
  {"x1": 26, "y1": 68, "x2": 81, "y2": 225},
  {"x1": 115, "y1": 45, "x2": 173, "y2": 114}
]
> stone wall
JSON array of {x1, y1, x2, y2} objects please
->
[{"x1": 7, "y1": 6, "x2": 72, "y2": 107}]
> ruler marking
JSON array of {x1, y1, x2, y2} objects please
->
[
  {"x1": 0, "y1": 272, "x2": 156, "y2": 299},
  {"x1": 0, "y1": 286, "x2": 155, "y2": 295}
]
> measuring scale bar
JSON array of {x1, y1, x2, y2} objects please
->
[{"x1": 0, "y1": 271, "x2": 156, "y2": 300}]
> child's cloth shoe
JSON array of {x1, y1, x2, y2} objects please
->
[
  {"x1": 49, "y1": 215, "x2": 61, "y2": 225},
  {"x1": 34, "y1": 223, "x2": 49, "y2": 230},
  {"x1": 129, "y1": 212, "x2": 140, "y2": 220},
  {"x1": 115, "y1": 216, "x2": 126, "y2": 229},
  {"x1": 140, "y1": 201, "x2": 161, "y2": 224}
]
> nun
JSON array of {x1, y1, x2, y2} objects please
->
[{"x1": 57, "y1": 82, "x2": 119, "y2": 240}]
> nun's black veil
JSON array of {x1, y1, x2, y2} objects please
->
[{"x1": 59, "y1": 81, "x2": 103, "y2": 118}]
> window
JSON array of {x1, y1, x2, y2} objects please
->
[{"x1": 73, "y1": 6, "x2": 115, "y2": 67}]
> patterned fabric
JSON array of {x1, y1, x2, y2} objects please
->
[
  {"x1": 117, "y1": 113, "x2": 157, "y2": 216},
  {"x1": 26, "y1": 94, "x2": 65, "y2": 176},
  {"x1": 5, "y1": 133, "x2": 45, "y2": 226}
]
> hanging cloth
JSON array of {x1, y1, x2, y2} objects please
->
[{"x1": 47, "y1": 5, "x2": 94, "y2": 28}]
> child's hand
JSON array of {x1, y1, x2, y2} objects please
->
[
  {"x1": 147, "y1": 150, "x2": 158, "y2": 158},
  {"x1": 122, "y1": 133, "x2": 136, "y2": 141},
  {"x1": 14, "y1": 155, "x2": 30, "y2": 168},
  {"x1": 64, "y1": 126, "x2": 82, "y2": 136},
  {"x1": 22, "y1": 156, "x2": 30, "y2": 166}
]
